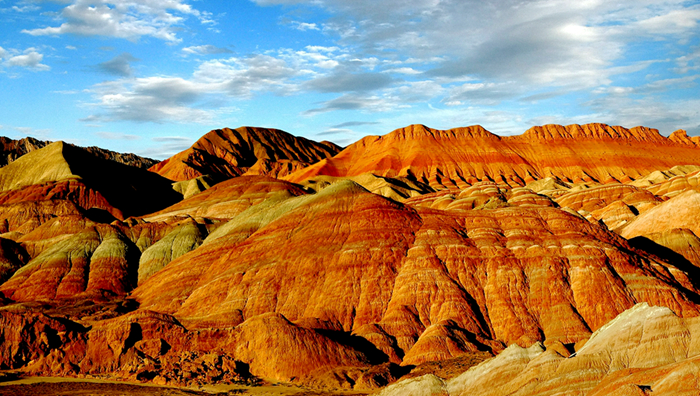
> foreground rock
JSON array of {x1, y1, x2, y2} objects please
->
[
  {"x1": 135, "y1": 181, "x2": 700, "y2": 379},
  {"x1": 377, "y1": 303, "x2": 700, "y2": 396}
]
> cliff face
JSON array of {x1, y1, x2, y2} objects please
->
[
  {"x1": 149, "y1": 127, "x2": 342, "y2": 182},
  {"x1": 285, "y1": 123, "x2": 700, "y2": 189}
]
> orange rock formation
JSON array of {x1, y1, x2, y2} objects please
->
[
  {"x1": 149, "y1": 127, "x2": 341, "y2": 182},
  {"x1": 286, "y1": 123, "x2": 700, "y2": 189},
  {"x1": 1, "y1": 123, "x2": 700, "y2": 393}
]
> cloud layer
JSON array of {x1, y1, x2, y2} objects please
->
[{"x1": 22, "y1": 0, "x2": 212, "y2": 42}]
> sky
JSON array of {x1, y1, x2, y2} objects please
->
[{"x1": 1, "y1": 0, "x2": 699, "y2": 159}]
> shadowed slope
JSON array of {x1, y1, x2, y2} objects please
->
[
  {"x1": 0, "y1": 136, "x2": 158, "y2": 169},
  {"x1": 0, "y1": 142, "x2": 181, "y2": 219}
]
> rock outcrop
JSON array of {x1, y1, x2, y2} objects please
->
[
  {"x1": 0, "y1": 142, "x2": 181, "y2": 219},
  {"x1": 285, "y1": 123, "x2": 700, "y2": 190},
  {"x1": 378, "y1": 303, "x2": 700, "y2": 396},
  {"x1": 149, "y1": 127, "x2": 341, "y2": 182}
]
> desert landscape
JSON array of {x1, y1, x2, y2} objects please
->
[
  {"x1": 0, "y1": 123, "x2": 699, "y2": 395},
  {"x1": 2, "y1": 0, "x2": 700, "y2": 394}
]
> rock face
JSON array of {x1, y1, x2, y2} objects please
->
[
  {"x1": 378, "y1": 303, "x2": 700, "y2": 396},
  {"x1": 2, "y1": 123, "x2": 700, "y2": 393},
  {"x1": 135, "y1": 181, "x2": 700, "y2": 374},
  {"x1": 149, "y1": 127, "x2": 342, "y2": 182},
  {"x1": 0, "y1": 141, "x2": 181, "y2": 219},
  {"x1": 285, "y1": 123, "x2": 700, "y2": 189},
  {"x1": 0, "y1": 135, "x2": 158, "y2": 169}
]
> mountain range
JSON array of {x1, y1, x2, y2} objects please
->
[{"x1": 0, "y1": 123, "x2": 699, "y2": 395}]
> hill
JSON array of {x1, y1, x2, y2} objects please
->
[
  {"x1": 149, "y1": 127, "x2": 342, "y2": 182},
  {"x1": 285, "y1": 123, "x2": 700, "y2": 189}
]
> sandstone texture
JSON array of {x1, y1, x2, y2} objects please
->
[
  {"x1": 149, "y1": 127, "x2": 341, "y2": 182},
  {"x1": 1, "y1": 123, "x2": 700, "y2": 393},
  {"x1": 285, "y1": 123, "x2": 700, "y2": 190},
  {"x1": 378, "y1": 303, "x2": 700, "y2": 395}
]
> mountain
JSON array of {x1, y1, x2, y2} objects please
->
[
  {"x1": 133, "y1": 180, "x2": 699, "y2": 380},
  {"x1": 0, "y1": 136, "x2": 158, "y2": 169},
  {"x1": 149, "y1": 127, "x2": 342, "y2": 182},
  {"x1": 1, "y1": 123, "x2": 700, "y2": 394},
  {"x1": 0, "y1": 141, "x2": 181, "y2": 221},
  {"x1": 285, "y1": 123, "x2": 700, "y2": 189}
]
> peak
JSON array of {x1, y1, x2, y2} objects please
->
[
  {"x1": 386, "y1": 124, "x2": 499, "y2": 141},
  {"x1": 152, "y1": 126, "x2": 342, "y2": 182},
  {"x1": 0, "y1": 141, "x2": 75, "y2": 191},
  {"x1": 522, "y1": 123, "x2": 666, "y2": 143},
  {"x1": 669, "y1": 129, "x2": 699, "y2": 146}
]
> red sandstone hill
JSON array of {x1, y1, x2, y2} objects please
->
[
  {"x1": 285, "y1": 123, "x2": 700, "y2": 189},
  {"x1": 0, "y1": 141, "x2": 180, "y2": 221},
  {"x1": 1, "y1": 124, "x2": 700, "y2": 394},
  {"x1": 149, "y1": 127, "x2": 342, "y2": 182}
]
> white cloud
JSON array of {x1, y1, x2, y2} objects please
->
[
  {"x1": 182, "y1": 44, "x2": 232, "y2": 56},
  {"x1": 22, "y1": 0, "x2": 212, "y2": 43},
  {"x1": 84, "y1": 52, "x2": 304, "y2": 123},
  {"x1": 2, "y1": 47, "x2": 50, "y2": 70},
  {"x1": 291, "y1": 21, "x2": 319, "y2": 31},
  {"x1": 139, "y1": 136, "x2": 193, "y2": 158},
  {"x1": 69, "y1": 0, "x2": 699, "y2": 131},
  {"x1": 12, "y1": 4, "x2": 40, "y2": 12},
  {"x1": 253, "y1": 0, "x2": 700, "y2": 91}
]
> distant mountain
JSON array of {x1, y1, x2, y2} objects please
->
[
  {"x1": 0, "y1": 136, "x2": 159, "y2": 169},
  {"x1": 285, "y1": 123, "x2": 700, "y2": 189},
  {"x1": 149, "y1": 127, "x2": 342, "y2": 181},
  {"x1": 0, "y1": 141, "x2": 180, "y2": 220}
]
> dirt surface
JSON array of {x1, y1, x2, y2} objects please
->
[
  {"x1": 0, "y1": 377, "x2": 369, "y2": 396},
  {"x1": 0, "y1": 381, "x2": 213, "y2": 396},
  {"x1": 405, "y1": 351, "x2": 493, "y2": 380}
]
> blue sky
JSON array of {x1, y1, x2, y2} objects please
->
[{"x1": 1, "y1": 0, "x2": 699, "y2": 159}]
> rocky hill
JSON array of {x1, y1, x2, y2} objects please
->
[
  {"x1": 0, "y1": 136, "x2": 158, "y2": 169},
  {"x1": 1, "y1": 123, "x2": 700, "y2": 394},
  {"x1": 285, "y1": 123, "x2": 700, "y2": 189},
  {"x1": 149, "y1": 127, "x2": 342, "y2": 182}
]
